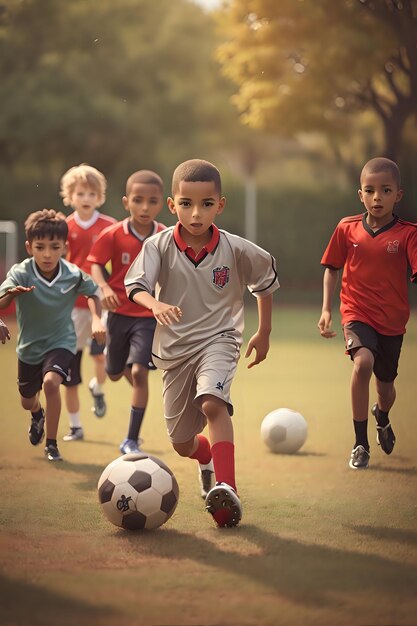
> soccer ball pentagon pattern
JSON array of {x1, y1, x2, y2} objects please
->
[
  {"x1": 261, "y1": 408, "x2": 308, "y2": 454},
  {"x1": 98, "y1": 453, "x2": 179, "y2": 530}
]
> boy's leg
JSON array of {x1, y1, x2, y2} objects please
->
[
  {"x1": 349, "y1": 347, "x2": 374, "y2": 469},
  {"x1": 42, "y1": 349, "x2": 74, "y2": 461},
  {"x1": 371, "y1": 333, "x2": 402, "y2": 455},
  {"x1": 120, "y1": 363, "x2": 148, "y2": 454},
  {"x1": 18, "y1": 359, "x2": 45, "y2": 446},
  {"x1": 89, "y1": 349, "x2": 107, "y2": 418},
  {"x1": 63, "y1": 350, "x2": 84, "y2": 441}
]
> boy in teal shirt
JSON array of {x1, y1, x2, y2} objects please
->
[{"x1": 0, "y1": 209, "x2": 105, "y2": 461}]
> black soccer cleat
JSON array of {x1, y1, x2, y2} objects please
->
[
  {"x1": 44, "y1": 443, "x2": 63, "y2": 462},
  {"x1": 28, "y1": 410, "x2": 45, "y2": 446},
  {"x1": 372, "y1": 403, "x2": 395, "y2": 455},
  {"x1": 205, "y1": 482, "x2": 242, "y2": 527}
]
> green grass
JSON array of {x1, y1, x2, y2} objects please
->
[{"x1": 1, "y1": 308, "x2": 417, "y2": 626}]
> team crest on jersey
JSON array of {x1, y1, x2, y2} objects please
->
[
  {"x1": 212, "y1": 266, "x2": 230, "y2": 289},
  {"x1": 121, "y1": 252, "x2": 131, "y2": 264},
  {"x1": 387, "y1": 240, "x2": 399, "y2": 254}
]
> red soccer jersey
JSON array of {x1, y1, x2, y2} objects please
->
[
  {"x1": 321, "y1": 213, "x2": 417, "y2": 335},
  {"x1": 66, "y1": 211, "x2": 117, "y2": 308},
  {"x1": 87, "y1": 218, "x2": 166, "y2": 317}
]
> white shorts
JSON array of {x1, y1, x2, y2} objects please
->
[
  {"x1": 162, "y1": 338, "x2": 240, "y2": 444},
  {"x1": 71, "y1": 307, "x2": 108, "y2": 353}
]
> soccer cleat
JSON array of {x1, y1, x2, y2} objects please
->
[
  {"x1": 120, "y1": 438, "x2": 142, "y2": 455},
  {"x1": 63, "y1": 427, "x2": 84, "y2": 442},
  {"x1": 44, "y1": 443, "x2": 63, "y2": 462},
  {"x1": 205, "y1": 482, "x2": 242, "y2": 527},
  {"x1": 198, "y1": 460, "x2": 215, "y2": 499},
  {"x1": 349, "y1": 445, "x2": 370, "y2": 470},
  {"x1": 88, "y1": 380, "x2": 106, "y2": 418},
  {"x1": 28, "y1": 411, "x2": 45, "y2": 446},
  {"x1": 371, "y1": 403, "x2": 395, "y2": 455}
]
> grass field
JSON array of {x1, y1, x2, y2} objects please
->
[{"x1": 1, "y1": 307, "x2": 417, "y2": 626}]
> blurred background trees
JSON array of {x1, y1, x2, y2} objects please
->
[{"x1": 0, "y1": 0, "x2": 416, "y2": 299}]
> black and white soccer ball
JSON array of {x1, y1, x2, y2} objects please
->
[
  {"x1": 98, "y1": 453, "x2": 179, "y2": 530},
  {"x1": 261, "y1": 408, "x2": 308, "y2": 454}
]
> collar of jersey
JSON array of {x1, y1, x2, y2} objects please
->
[
  {"x1": 73, "y1": 210, "x2": 100, "y2": 230},
  {"x1": 174, "y1": 223, "x2": 220, "y2": 263},
  {"x1": 362, "y1": 212, "x2": 398, "y2": 237}
]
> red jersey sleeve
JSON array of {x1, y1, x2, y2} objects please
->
[
  {"x1": 406, "y1": 225, "x2": 417, "y2": 282},
  {"x1": 87, "y1": 224, "x2": 115, "y2": 266},
  {"x1": 321, "y1": 221, "x2": 348, "y2": 270}
]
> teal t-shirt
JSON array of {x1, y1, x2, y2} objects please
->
[{"x1": 0, "y1": 257, "x2": 98, "y2": 364}]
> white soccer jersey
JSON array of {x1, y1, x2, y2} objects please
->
[{"x1": 125, "y1": 223, "x2": 279, "y2": 369}]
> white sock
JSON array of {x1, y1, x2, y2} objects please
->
[
  {"x1": 69, "y1": 412, "x2": 82, "y2": 428},
  {"x1": 89, "y1": 377, "x2": 103, "y2": 395}
]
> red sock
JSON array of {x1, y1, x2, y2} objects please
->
[
  {"x1": 211, "y1": 441, "x2": 236, "y2": 492},
  {"x1": 189, "y1": 434, "x2": 212, "y2": 465}
]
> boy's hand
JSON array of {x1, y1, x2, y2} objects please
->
[
  {"x1": 318, "y1": 311, "x2": 336, "y2": 338},
  {"x1": 152, "y1": 302, "x2": 182, "y2": 326},
  {"x1": 7, "y1": 285, "x2": 35, "y2": 298},
  {"x1": 91, "y1": 319, "x2": 106, "y2": 345},
  {"x1": 0, "y1": 319, "x2": 10, "y2": 343},
  {"x1": 245, "y1": 331, "x2": 270, "y2": 369},
  {"x1": 100, "y1": 284, "x2": 120, "y2": 311}
]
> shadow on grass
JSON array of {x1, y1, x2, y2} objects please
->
[
  {"x1": 351, "y1": 525, "x2": 417, "y2": 546},
  {"x1": 116, "y1": 524, "x2": 417, "y2": 610},
  {"x1": 369, "y1": 463, "x2": 417, "y2": 475},
  {"x1": 0, "y1": 573, "x2": 118, "y2": 626}
]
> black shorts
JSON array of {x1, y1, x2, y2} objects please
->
[
  {"x1": 18, "y1": 348, "x2": 74, "y2": 398},
  {"x1": 106, "y1": 312, "x2": 157, "y2": 375},
  {"x1": 343, "y1": 321, "x2": 403, "y2": 382}
]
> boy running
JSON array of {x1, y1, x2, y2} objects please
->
[
  {"x1": 88, "y1": 170, "x2": 165, "y2": 454},
  {"x1": 0, "y1": 209, "x2": 105, "y2": 462},
  {"x1": 125, "y1": 159, "x2": 279, "y2": 527},
  {"x1": 60, "y1": 164, "x2": 116, "y2": 441},
  {"x1": 318, "y1": 157, "x2": 417, "y2": 469}
]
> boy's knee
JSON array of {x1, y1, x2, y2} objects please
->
[
  {"x1": 201, "y1": 395, "x2": 226, "y2": 421},
  {"x1": 131, "y1": 364, "x2": 147, "y2": 387},
  {"x1": 172, "y1": 440, "x2": 194, "y2": 457},
  {"x1": 43, "y1": 374, "x2": 61, "y2": 395},
  {"x1": 108, "y1": 372, "x2": 123, "y2": 382}
]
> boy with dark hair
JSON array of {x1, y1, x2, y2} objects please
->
[
  {"x1": 0, "y1": 318, "x2": 10, "y2": 343},
  {"x1": 125, "y1": 158, "x2": 279, "y2": 527},
  {"x1": 88, "y1": 170, "x2": 166, "y2": 455},
  {"x1": 0, "y1": 209, "x2": 105, "y2": 461},
  {"x1": 60, "y1": 163, "x2": 116, "y2": 441},
  {"x1": 318, "y1": 157, "x2": 417, "y2": 469}
]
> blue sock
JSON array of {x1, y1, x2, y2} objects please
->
[{"x1": 127, "y1": 407, "x2": 145, "y2": 441}]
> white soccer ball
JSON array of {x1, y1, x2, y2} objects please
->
[
  {"x1": 261, "y1": 408, "x2": 308, "y2": 454},
  {"x1": 98, "y1": 453, "x2": 179, "y2": 530}
]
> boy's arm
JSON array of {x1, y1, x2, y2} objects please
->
[
  {"x1": 0, "y1": 285, "x2": 35, "y2": 309},
  {"x1": 245, "y1": 293, "x2": 273, "y2": 369},
  {"x1": 90, "y1": 263, "x2": 120, "y2": 311},
  {"x1": 131, "y1": 290, "x2": 182, "y2": 326},
  {"x1": 0, "y1": 318, "x2": 10, "y2": 343},
  {"x1": 86, "y1": 295, "x2": 106, "y2": 345},
  {"x1": 318, "y1": 267, "x2": 339, "y2": 338}
]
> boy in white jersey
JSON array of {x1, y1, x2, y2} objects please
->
[
  {"x1": 125, "y1": 159, "x2": 279, "y2": 527},
  {"x1": 0, "y1": 210, "x2": 105, "y2": 462},
  {"x1": 60, "y1": 164, "x2": 116, "y2": 441}
]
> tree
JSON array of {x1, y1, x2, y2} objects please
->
[{"x1": 216, "y1": 0, "x2": 417, "y2": 163}]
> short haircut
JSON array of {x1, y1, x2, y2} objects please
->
[
  {"x1": 25, "y1": 209, "x2": 68, "y2": 242},
  {"x1": 125, "y1": 170, "x2": 164, "y2": 195},
  {"x1": 360, "y1": 157, "x2": 401, "y2": 188},
  {"x1": 60, "y1": 163, "x2": 107, "y2": 207},
  {"x1": 171, "y1": 159, "x2": 222, "y2": 196}
]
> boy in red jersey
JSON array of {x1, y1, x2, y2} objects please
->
[
  {"x1": 60, "y1": 164, "x2": 116, "y2": 441},
  {"x1": 88, "y1": 170, "x2": 165, "y2": 454},
  {"x1": 318, "y1": 157, "x2": 417, "y2": 469},
  {"x1": 125, "y1": 159, "x2": 279, "y2": 527}
]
